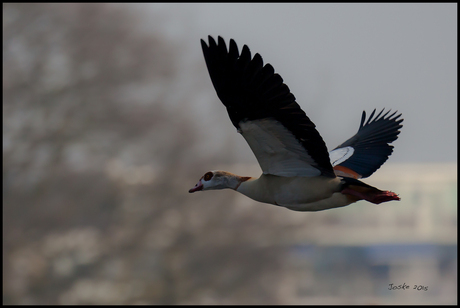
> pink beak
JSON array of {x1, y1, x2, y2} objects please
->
[{"x1": 189, "y1": 180, "x2": 203, "y2": 193}]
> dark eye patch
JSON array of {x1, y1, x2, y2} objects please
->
[{"x1": 203, "y1": 172, "x2": 213, "y2": 181}]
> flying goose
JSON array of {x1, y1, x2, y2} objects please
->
[{"x1": 189, "y1": 36, "x2": 403, "y2": 212}]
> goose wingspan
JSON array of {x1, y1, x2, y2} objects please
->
[
  {"x1": 329, "y1": 108, "x2": 403, "y2": 179},
  {"x1": 201, "y1": 36, "x2": 335, "y2": 178}
]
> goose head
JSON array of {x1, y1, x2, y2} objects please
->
[{"x1": 189, "y1": 171, "x2": 249, "y2": 193}]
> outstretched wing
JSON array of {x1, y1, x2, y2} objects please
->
[
  {"x1": 201, "y1": 36, "x2": 335, "y2": 178},
  {"x1": 329, "y1": 109, "x2": 403, "y2": 179}
]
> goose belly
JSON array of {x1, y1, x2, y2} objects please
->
[
  {"x1": 270, "y1": 176, "x2": 356, "y2": 211},
  {"x1": 238, "y1": 174, "x2": 348, "y2": 211},
  {"x1": 269, "y1": 175, "x2": 341, "y2": 205},
  {"x1": 282, "y1": 192, "x2": 354, "y2": 212}
]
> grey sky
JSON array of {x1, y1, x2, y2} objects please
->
[{"x1": 148, "y1": 3, "x2": 457, "y2": 163}]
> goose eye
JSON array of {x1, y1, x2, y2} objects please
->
[{"x1": 203, "y1": 172, "x2": 213, "y2": 181}]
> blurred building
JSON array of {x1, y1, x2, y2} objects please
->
[{"x1": 279, "y1": 162, "x2": 457, "y2": 305}]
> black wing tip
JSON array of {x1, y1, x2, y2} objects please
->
[
  {"x1": 201, "y1": 35, "x2": 237, "y2": 48},
  {"x1": 361, "y1": 108, "x2": 404, "y2": 126},
  {"x1": 200, "y1": 38, "x2": 208, "y2": 50},
  {"x1": 358, "y1": 108, "x2": 404, "y2": 141},
  {"x1": 208, "y1": 35, "x2": 217, "y2": 43}
]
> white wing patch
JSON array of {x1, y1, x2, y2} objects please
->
[
  {"x1": 239, "y1": 119, "x2": 322, "y2": 177},
  {"x1": 329, "y1": 146, "x2": 354, "y2": 166}
]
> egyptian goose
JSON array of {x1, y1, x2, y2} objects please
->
[{"x1": 189, "y1": 36, "x2": 403, "y2": 212}]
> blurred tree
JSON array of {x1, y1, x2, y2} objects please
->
[{"x1": 3, "y1": 3, "x2": 300, "y2": 305}]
